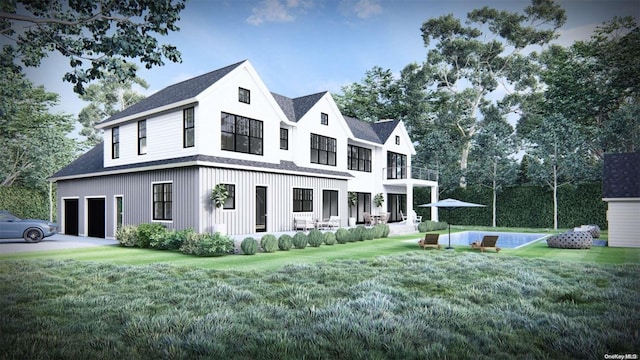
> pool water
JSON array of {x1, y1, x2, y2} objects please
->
[{"x1": 441, "y1": 231, "x2": 548, "y2": 249}]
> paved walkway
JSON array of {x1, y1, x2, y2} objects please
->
[{"x1": 0, "y1": 234, "x2": 118, "y2": 255}]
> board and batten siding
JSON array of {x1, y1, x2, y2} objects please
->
[
  {"x1": 605, "y1": 199, "x2": 640, "y2": 248},
  {"x1": 199, "y1": 167, "x2": 348, "y2": 235},
  {"x1": 56, "y1": 167, "x2": 199, "y2": 239}
]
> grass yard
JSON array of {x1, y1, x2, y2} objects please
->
[{"x1": 1, "y1": 228, "x2": 639, "y2": 359}]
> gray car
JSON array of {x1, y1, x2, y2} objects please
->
[{"x1": 0, "y1": 210, "x2": 57, "y2": 243}]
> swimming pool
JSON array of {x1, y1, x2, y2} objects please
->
[{"x1": 441, "y1": 231, "x2": 548, "y2": 249}]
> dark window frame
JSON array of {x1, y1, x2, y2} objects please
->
[
  {"x1": 138, "y1": 120, "x2": 147, "y2": 155},
  {"x1": 238, "y1": 87, "x2": 250, "y2": 104},
  {"x1": 293, "y1": 188, "x2": 313, "y2": 212},
  {"x1": 111, "y1": 126, "x2": 119, "y2": 159},
  {"x1": 280, "y1": 128, "x2": 288, "y2": 150},
  {"x1": 223, "y1": 184, "x2": 235, "y2": 210},
  {"x1": 348, "y1": 144, "x2": 372, "y2": 172},
  {"x1": 310, "y1": 133, "x2": 336, "y2": 166},
  {"x1": 395, "y1": 135, "x2": 400, "y2": 145},
  {"x1": 387, "y1": 151, "x2": 407, "y2": 179},
  {"x1": 183, "y1": 107, "x2": 195, "y2": 148},
  {"x1": 221, "y1": 112, "x2": 264, "y2": 155},
  {"x1": 152, "y1": 183, "x2": 172, "y2": 221},
  {"x1": 321, "y1": 112, "x2": 328, "y2": 125}
]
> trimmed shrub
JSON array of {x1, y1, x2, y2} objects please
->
[
  {"x1": 307, "y1": 229, "x2": 324, "y2": 247},
  {"x1": 116, "y1": 225, "x2": 138, "y2": 247},
  {"x1": 136, "y1": 223, "x2": 167, "y2": 248},
  {"x1": 292, "y1": 231, "x2": 308, "y2": 249},
  {"x1": 335, "y1": 228, "x2": 350, "y2": 244},
  {"x1": 381, "y1": 223, "x2": 390, "y2": 238},
  {"x1": 150, "y1": 228, "x2": 195, "y2": 250},
  {"x1": 278, "y1": 234, "x2": 293, "y2": 251},
  {"x1": 180, "y1": 232, "x2": 234, "y2": 256},
  {"x1": 241, "y1": 237, "x2": 259, "y2": 255},
  {"x1": 260, "y1": 234, "x2": 278, "y2": 253},
  {"x1": 364, "y1": 228, "x2": 375, "y2": 240},
  {"x1": 349, "y1": 227, "x2": 361, "y2": 242},
  {"x1": 418, "y1": 220, "x2": 448, "y2": 232},
  {"x1": 324, "y1": 232, "x2": 336, "y2": 245},
  {"x1": 372, "y1": 224, "x2": 385, "y2": 239}
]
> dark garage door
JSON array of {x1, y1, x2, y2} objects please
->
[
  {"x1": 87, "y1": 198, "x2": 105, "y2": 238},
  {"x1": 64, "y1": 199, "x2": 79, "y2": 236}
]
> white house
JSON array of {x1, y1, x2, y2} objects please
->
[{"x1": 50, "y1": 60, "x2": 439, "y2": 238}]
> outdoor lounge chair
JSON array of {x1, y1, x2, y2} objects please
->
[
  {"x1": 400, "y1": 211, "x2": 408, "y2": 223},
  {"x1": 363, "y1": 212, "x2": 372, "y2": 226},
  {"x1": 418, "y1": 233, "x2": 440, "y2": 250},
  {"x1": 471, "y1": 235, "x2": 500, "y2": 252}
]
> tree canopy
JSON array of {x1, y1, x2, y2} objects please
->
[{"x1": 0, "y1": 0, "x2": 186, "y2": 94}]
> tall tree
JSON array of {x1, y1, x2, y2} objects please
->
[
  {"x1": 334, "y1": 66, "x2": 400, "y2": 122},
  {"x1": 526, "y1": 114, "x2": 596, "y2": 230},
  {"x1": 536, "y1": 17, "x2": 639, "y2": 158},
  {"x1": 0, "y1": 0, "x2": 185, "y2": 94},
  {"x1": 78, "y1": 61, "x2": 149, "y2": 145},
  {"x1": 420, "y1": 0, "x2": 566, "y2": 187},
  {"x1": 467, "y1": 105, "x2": 519, "y2": 227},
  {"x1": 0, "y1": 65, "x2": 78, "y2": 190}
]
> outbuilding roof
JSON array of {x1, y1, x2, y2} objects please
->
[{"x1": 603, "y1": 152, "x2": 640, "y2": 198}]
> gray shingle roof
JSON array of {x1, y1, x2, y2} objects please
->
[
  {"x1": 371, "y1": 119, "x2": 401, "y2": 143},
  {"x1": 99, "y1": 60, "x2": 246, "y2": 124},
  {"x1": 51, "y1": 143, "x2": 353, "y2": 180},
  {"x1": 271, "y1": 91, "x2": 327, "y2": 122},
  {"x1": 603, "y1": 152, "x2": 640, "y2": 198}
]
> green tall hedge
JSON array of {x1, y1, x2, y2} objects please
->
[
  {"x1": 418, "y1": 183, "x2": 606, "y2": 229},
  {"x1": 0, "y1": 186, "x2": 54, "y2": 221}
]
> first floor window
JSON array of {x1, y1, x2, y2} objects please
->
[
  {"x1": 223, "y1": 184, "x2": 235, "y2": 210},
  {"x1": 310, "y1": 133, "x2": 336, "y2": 166},
  {"x1": 322, "y1": 190, "x2": 338, "y2": 219},
  {"x1": 221, "y1": 112, "x2": 263, "y2": 155},
  {"x1": 153, "y1": 183, "x2": 172, "y2": 220},
  {"x1": 111, "y1": 126, "x2": 119, "y2": 159},
  {"x1": 184, "y1": 107, "x2": 195, "y2": 148},
  {"x1": 293, "y1": 188, "x2": 313, "y2": 212}
]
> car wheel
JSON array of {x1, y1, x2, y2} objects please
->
[{"x1": 24, "y1": 228, "x2": 44, "y2": 243}]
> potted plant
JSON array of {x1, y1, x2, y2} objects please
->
[
  {"x1": 348, "y1": 191, "x2": 357, "y2": 227},
  {"x1": 210, "y1": 184, "x2": 229, "y2": 235},
  {"x1": 373, "y1": 193, "x2": 384, "y2": 210}
]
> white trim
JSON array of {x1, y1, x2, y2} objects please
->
[
  {"x1": 84, "y1": 196, "x2": 106, "y2": 239},
  {"x1": 603, "y1": 197, "x2": 640, "y2": 202},
  {"x1": 60, "y1": 196, "x2": 80, "y2": 235},
  {"x1": 95, "y1": 98, "x2": 198, "y2": 129},
  {"x1": 114, "y1": 195, "x2": 124, "y2": 236}
]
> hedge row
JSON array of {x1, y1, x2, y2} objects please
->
[
  {"x1": 240, "y1": 224, "x2": 391, "y2": 255},
  {"x1": 415, "y1": 183, "x2": 607, "y2": 229},
  {"x1": 0, "y1": 186, "x2": 53, "y2": 221}
]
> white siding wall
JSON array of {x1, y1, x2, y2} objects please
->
[{"x1": 606, "y1": 200, "x2": 640, "y2": 247}]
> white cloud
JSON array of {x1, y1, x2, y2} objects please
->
[
  {"x1": 246, "y1": 0, "x2": 313, "y2": 25},
  {"x1": 352, "y1": 0, "x2": 382, "y2": 18}
]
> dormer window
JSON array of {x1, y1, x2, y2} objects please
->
[
  {"x1": 395, "y1": 135, "x2": 400, "y2": 145},
  {"x1": 321, "y1": 112, "x2": 328, "y2": 125},
  {"x1": 239, "y1": 87, "x2": 250, "y2": 104}
]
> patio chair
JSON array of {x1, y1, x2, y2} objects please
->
[
  {"x1": 378, "y1": 213, "x2": 388, "y2": 224},
  {"x1": 410, "y1": 210, "x2": 422, "y2": 224},
  {"x1": 363, "y1": 212, "x2": 372, "y2": 226},
  {"x1": 418, "y1": 233, "x2": 440, "y2": 250},
  {"x1": 399, "y1": 210, "x2": 408, "y2": 223},
  {"x1": 471, "y1": 235, "x2": 501, "y2": 252}
]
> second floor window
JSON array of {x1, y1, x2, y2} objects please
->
[
  {"x1": 321, "y1": 112, "x2": 328, "y2": 125},
  {"x1": 111, "y1": 127, "x2": 119, "y2": 159},
  {"x1": 348, "y1": 145, "x2": 371, "y2": 172},
  {"x1": 310, "y1": 133, "x2": 336, "y2": 166},
  {"x1": 138, "y1": 120, "x2": 147, "y2": 155},
  {"x1": 238, "y1": 87, "x2": 250, "y2": 104},
  {"x1": 184, "y1": 107, "x2": 194, "y2": 148},
  {"x1": 293, "y1": 188, "x2": 313, "y2": 212},
  {"x1": 280, "y1": 128, "x2": 288, "y2": 150},
  {"x1": 221, "y1": 112, "x2": 263, "y2": 155},
  {"x1": 387, "y1": 151, "x2": 407, "y2": 179}
]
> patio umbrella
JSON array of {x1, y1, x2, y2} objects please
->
[{"x1": 418, "y1": 198, "x2": 485, "y2": 249}]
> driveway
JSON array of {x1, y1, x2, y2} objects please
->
[{"x1": 0, "y1": 234, "x2": 118, "y2": 254}]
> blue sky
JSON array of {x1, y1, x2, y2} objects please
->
[{"x1": 22, "y1": 0, "x2": 640, "y2": 121}]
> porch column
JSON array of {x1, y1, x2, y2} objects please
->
[
  {"x1": 406, "y1": 182, "x2": 414, "y2": 223},
  {"x1": 431, "y1": 185, "x2": 439, "y2": 221}
]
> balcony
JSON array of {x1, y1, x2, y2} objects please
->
[{"x1": 382, "y1": 166, "x2": 438, "y2": 183}]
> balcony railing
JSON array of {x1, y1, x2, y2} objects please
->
[{"x1": 383, "y1": 166, "x2": 439, "y2": 182}]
